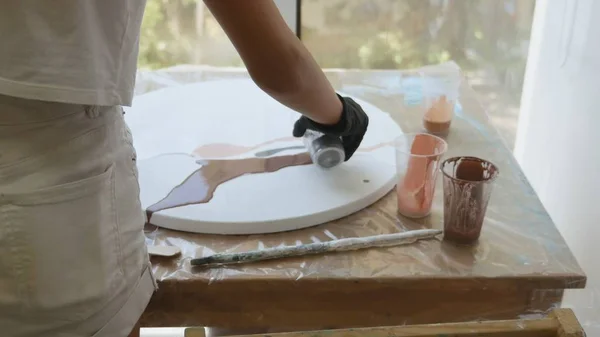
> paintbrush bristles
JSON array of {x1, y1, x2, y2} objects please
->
[{"x1": 191, "y1": 229, "x2": 442, "y2": 268}]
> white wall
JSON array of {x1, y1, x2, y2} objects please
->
[{"x1": 516, "y1": 0, "x2": 600, "y2": 273}]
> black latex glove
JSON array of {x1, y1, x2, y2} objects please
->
[{"x1": 293, "y1": 94, "x2": 369, "y2": 161}]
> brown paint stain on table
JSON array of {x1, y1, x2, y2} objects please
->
[
  {"x1": 146, "y1": 141, "x2": 393, "y2": 222},
  {"x1": 146, "y1": 153, "x2": 312, "y2": 222}
]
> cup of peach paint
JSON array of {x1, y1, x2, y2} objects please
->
[
  {"x1": 395, "y1": 133, "x2": 448, "y2": 218},
  {"x1": 422, "y1": 71, "x2": 460, "y2": 136}
]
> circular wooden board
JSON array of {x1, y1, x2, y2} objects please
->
[{"x1": 125, "y1": 79, "x2": 402, "y2": 234}]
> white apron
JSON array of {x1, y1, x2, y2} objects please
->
[{"x1": 0, "y1": 94, "x2": 156, "y2": 337}]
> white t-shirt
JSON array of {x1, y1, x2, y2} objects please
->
[{"x1": 0, "y1": 0, "x2": 146, "y2": 106}]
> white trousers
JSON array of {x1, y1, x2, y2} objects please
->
[{"x1": 0, "y1": 94, "x2": 155, "y2": 337}]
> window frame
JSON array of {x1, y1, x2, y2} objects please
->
[{"x1": 273, "y1": 0, "x2": 301, "y2": 38}]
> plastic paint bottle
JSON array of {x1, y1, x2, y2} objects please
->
[{"x1": 303, "y1": 130, "x2": 345, "y2": 169}]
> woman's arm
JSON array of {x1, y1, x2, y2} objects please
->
[{"x1": 203, "y1": 0, "x2": 342, "y2": 125}]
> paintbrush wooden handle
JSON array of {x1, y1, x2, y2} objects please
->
[{"x1": 190, "y1": 229, "x2": 442, "y2": 267}]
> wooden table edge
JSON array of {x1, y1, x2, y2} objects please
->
[{"x1": 158, "y1": 273, "x2": 587, "y2": 291}]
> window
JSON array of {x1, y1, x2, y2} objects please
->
[
  {"x1": 300, "y1": 0, "x2": 536, "y2": 147},
  {"x1": 138, "y1": 0, "x2": 298, "y2": 69},
  {"x1": 138, "y1": 0, "x2": 536, "y2": 146}
]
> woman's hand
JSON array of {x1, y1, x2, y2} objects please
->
[{"x1": 293, "y1": 95, "x2": 369, "y2": 161}]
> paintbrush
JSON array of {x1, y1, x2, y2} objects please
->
[{"x1": 191, "y1": 229, "x2": 442, "y2": 267}]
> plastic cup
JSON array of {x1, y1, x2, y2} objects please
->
[
  {"x1": 422, "y1": 71, "x2": 461, "y2": 136},
  {"x1": 395, "y1": 133, "x2": 448, "y2": 218},
  {"x1": 402, "y1": 71, "x2": 425, "y2": 107},
  {"x1": 441, "y1": 156, "x2": 499, "y2": 244}
]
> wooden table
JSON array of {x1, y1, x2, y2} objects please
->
[{"x1": 139, "y1": 64, "x2": 586, "y2": 330}]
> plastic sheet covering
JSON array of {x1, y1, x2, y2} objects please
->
[{"x1": 136, "y1": 63, "x2": 597, "y2": 333}]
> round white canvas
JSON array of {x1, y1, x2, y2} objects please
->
[{"x1": 125, "y1": 79, "x2": 402, "y2": 234}]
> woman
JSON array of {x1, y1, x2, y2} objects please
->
[{"x1": 0, "y1": 1, "x2": 368, "y2": 336}]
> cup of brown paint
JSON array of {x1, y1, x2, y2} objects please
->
[{"x1": 441, "y1": 156, "x2": 499, "y2": 244}]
